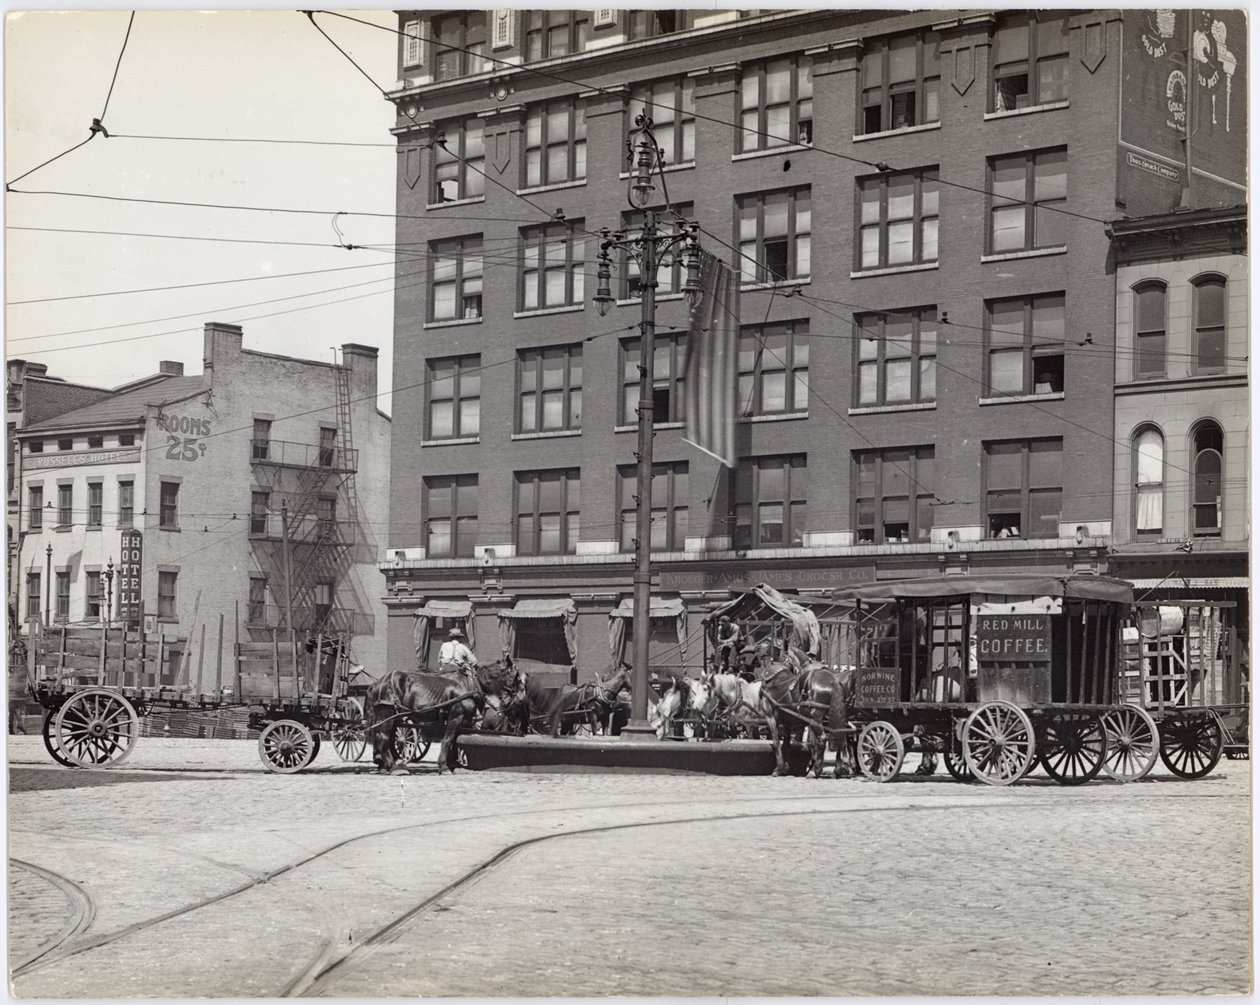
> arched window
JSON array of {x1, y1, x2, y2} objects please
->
[
  {"x1": 1133, "y1": 282, "x2": 1166, "y2": 378},
  {"x1": 1192, "y1": 276, "x2": 1226, "y2": 373},
  {"x1": 1133, "y1": 426, "x2": 1163, "y2": 536},
  {"x1": 1192, "y1": 420, "x2": 1223, "y2": 536}
]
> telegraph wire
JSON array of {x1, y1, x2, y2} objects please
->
[
  {"x1": 111, "y1": 132, "x2": 394, "y2": 148},
  {"x1": 99, "y1": 12, "x2": 136, "y2": 123}
]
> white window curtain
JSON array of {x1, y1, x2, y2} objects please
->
[{"x1": 1135, "y1": 429, "x2": 1164, "y2": 531}]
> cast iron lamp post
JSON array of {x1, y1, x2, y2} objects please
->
[{"x1": 102, "y1": 558, "x2": 114, "y2": 629}]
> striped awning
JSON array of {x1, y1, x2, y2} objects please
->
[
  {"x1": 498, "y1": 598, "x2": 576, "y2": 620},
  {"x1": 608, "y1": 596, "x2": 685, "y2": 619},
  {"x1": 1128, "y1": 577, "x2": 1250, "y2": 589},
  {"x1": 416, "y1": 599, "x2": 472, "y2": 619}
]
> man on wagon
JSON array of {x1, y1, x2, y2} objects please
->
[
  {"x1": 716, "y1": 616, "x2": 742, "y2": 671},
  {"x1": 438, "y1": 627, "x2": 478, "y2": 689}
]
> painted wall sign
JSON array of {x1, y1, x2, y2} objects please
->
[
  {"x1": 118, "y1": 529, "x2": 143, "y2": 622},
  {"x1": 1126, "y1": 151, "x2": 1181, "y2": 182},
  {"x1": 659, "y1": 565, "x2": 874, "y2": 591},
  {"x1": 154, "y1": 412, "x2": 210, "y2": 462},
  {"x1": 975, "y1": 613, "x2": 1052, "y2": 662},
  {"x1": 25, "y1": 448, "x2": 141, "y2": 470}
]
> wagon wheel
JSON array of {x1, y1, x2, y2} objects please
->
[
  {"x1": 396, "y1": 725, "x2": 431, "y2": 763},
  {"x1": 1100, "y1": 706, "x2": 1159, "y2": 782},
  {"x1": 1038, "y1": 711, "x2": 1108, "y2": 786},
  {"x1": 258, "y1": 720, "x2": 317, "y2": 773},
  {"x1": 52, "y1": 689, "x2": 139, "y2": 769},
  {"x1": 41, "y1": 710, "x2": 77, "y2": 768},
  {"x1": 332, "y1": 700, "x2": 367, "y2": 762},
  {"x1": 1158, "y1": 712, "x2": 1224, "y2": 779},
  {"x1": 856, "y1": 721, "x2": 904, "y2": 782},
  {"x1": 962, "y1": 701, "x2": 1036, "y2": 786},
  {"x1": 943, "y1": 745, "x2": 974, "y2": 782}
]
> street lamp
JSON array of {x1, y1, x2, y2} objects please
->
[
  {"x1": 102, "y1": 558, "x2": 115, "y2": 629},
  {"x1": 44, "y1": 543, "x2": 52, "y2": 628},
  {"x1": 593, "y1": 114, "x2": 705, "y2": 733}
]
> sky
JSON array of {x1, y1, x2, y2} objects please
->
[{"x1": 5, "y1": 9, "x2": 401, "y2": 410}]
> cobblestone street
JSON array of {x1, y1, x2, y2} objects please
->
[{"x1": 7, "y1": 737, "x2": 1253, "y2": 998}]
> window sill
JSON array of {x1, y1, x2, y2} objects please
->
[
  {"x1": 511, "y1": 430, "x2": 581, "y2": 441},
  {"x1": 423, "y1": 317, "x2": 483, "y2": 330},
  {"x1": 619, "y1": 161, "x2": 694, "y2": 179},
  {"x1": 732, "y1": 143, "x2": 813, "y2": 162},
  {"x1": 981, "y1": 246, "x2": 1067, "y2": 264},
  {"x1": 517, "y1": 179, "x2": 586, "y2": 197},
  {"x1": 615, "y1": 421, "x2": 683, "y2": 433},
  {"x1": 420, "y1": 436, "x2": 479, "y2": 447},
  {"x1": 513, "y1": 304, "x2": 585, "y2": 319},
  {"x1": 978, "y1": 391, "x2": 1065, "y2": 406},
  {"x1": 983, "y1": 100, "x2": 1070, "y2": 121},
  {"x1": 158, "y1": 526, "x2": 181, "y2": 533},
  {"x1": 853, "y1": 121, "x2": 941, "y2": 142},
  {"x1": 740, "y1": 278, "x2": 810, "y2": 293},
  {"x1": 117, "y1": 523, "x2": 134, "y2": 531},
  {"x1": 54, "y1": 525, "x2": 72, "y2": 533},
  {"x1": 425, "y1": 195, "x2": 486, "y2": 211},
  {"x1": 86, "y1": 525, "x2": 101, "y2": 532},
  {"x1": 739, "y1": 411, "x2": 808, "y2": 424},
  {"x1": 850, "y1": 262, "x2": 937, "y2": 279},
  {"x1": 848, "y1": 402, "x2": 936, "y2": 415}
]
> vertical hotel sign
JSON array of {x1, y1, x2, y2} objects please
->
[{"x1": 119, "y1": 530, "x2": 142, "y2": 622}]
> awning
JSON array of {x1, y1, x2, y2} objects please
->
[
  {"x1": 831, "y1": 574, "x2": 1134, "y2": 605},
  {"x1": 498, "y1": 598, "x2": 577, "y2": 620},
  {"x1": 608, "y1": 596, "x2": 685, "y2": 619},
  {"x1": 415, "y1": 599, "x2": 472, "y2": 619},
  {"x1": 1128, "y1": 577, "x2": 1249, "y2": 589}
]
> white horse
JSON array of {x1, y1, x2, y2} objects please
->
[
  {"x1": 648, "y1": 675, "x2": 716, "y2": 739},
  {"x1": 704, "y1": 671, "x2": 766, "y2": 737}
]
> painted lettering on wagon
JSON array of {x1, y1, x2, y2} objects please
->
[{"x1": 974, "y1": 614, "x2": 1052, "y2": 662}]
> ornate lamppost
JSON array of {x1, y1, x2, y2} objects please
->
[
  {"x1": 102, "y1": 558, "x2": 115, "y2": 629},
  {"x1": 593, "y1": 113, "x2": 704, "y2": 732},
  {"x1": 43, "y1": 543, "x2": 52, "y2": 628}
]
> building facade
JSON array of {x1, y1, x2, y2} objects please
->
[
  {"x1": 15, "y1": 324, "x2": 392, "y2": 682},
  {"x1": 379, "y1": 10, "x2": 1248, "y2": 682}
]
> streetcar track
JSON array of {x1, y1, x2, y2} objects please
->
[{"x1": 9, "y1": 859, "x2": 96, "y2": 972}]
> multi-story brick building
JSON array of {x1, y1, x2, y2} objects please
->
[
  {"x1": 14, "y1": 324, "x2": 391, "y2": 682},
  {"x1": 379, "y1": 9, "x2": 1247, "y2": 682}
]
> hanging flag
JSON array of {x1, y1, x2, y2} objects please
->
[{"x1": 682, "y1": 251, "x2": 739, "y2": 468}]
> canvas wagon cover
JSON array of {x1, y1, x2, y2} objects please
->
[
  {"x1": 830, "y1": 574, "x2": 1133, "y2": 605},
  {"x1": 704, "y1": 584, "x2": 822, "y2": 656}
]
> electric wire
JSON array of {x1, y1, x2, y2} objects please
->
[{"x1": 98, "y1": 12, "x2": 136, "y2": 123}]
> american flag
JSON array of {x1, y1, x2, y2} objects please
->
[{"x1": 682, "y1": 251, "x2": 739, "y2": 467}]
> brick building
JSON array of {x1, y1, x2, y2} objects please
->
[
  {"x1": 379, "y1": 9, "x2": 1248, "y2": 682},
  {"x1": 14, "y1": 324, "x2": 391, "y2": 682}
]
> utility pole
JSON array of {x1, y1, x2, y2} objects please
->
[{"x1": 280, "y1": 503, "x2": 295, "y2": 634}]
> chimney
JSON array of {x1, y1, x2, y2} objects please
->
[
  {"x1": 158, "y1": 361, "x2": 184, "y2": 376},
  {"x1": 341, "y1": 343, "x2": 379, "y2": 404},
  {"x1": 202, "y1": 322, "x2": 244, "y2": 379}
]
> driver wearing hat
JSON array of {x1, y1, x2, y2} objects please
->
[{"x1": 438, "y1": 626, "x2": 478, "y2": 678}]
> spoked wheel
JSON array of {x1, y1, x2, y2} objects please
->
[
  {"x1": 42, "y1": 710, "x2": 76, "y2": 767},
  {"x1": 1159, "y1": 712, "x2": 1224, "y2": 779},
  {"x1": 962, "y1": 701, "x2": 1036, "y2": 786},
  {"x1": 332, "y1": 700, "x2": 367, "y2": 762},
  {"x1": 1100, "y1": 706, "x2": 1159, "y2": 782},
  {"x1": 258, "y1": 720, "x2": 318, "y2": 773},
  {"x1": 396, "y1": 725, "x2": 431, "y2": 764},
  {"x1": 1038, "y1": 712, "x2": 1108, "y2": 786},
  {"x1": 53, "y1": 689, "x2": 139, "y2": 768},
  {"x1": 943, "y1": 745, "x2": 975, "y2": 782},
  {"x1": 856, "y1": 721, "x2": 905, "y2": 782}
]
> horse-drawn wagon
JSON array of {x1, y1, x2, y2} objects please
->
[{"x1": 829, "y1": 573, "x2": 1230, "y2": 786}]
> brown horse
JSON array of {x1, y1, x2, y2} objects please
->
[
  {"x1": 757, "y1": 661, "x2": 855, "y2": 778},
  {"x1": 521, "y1": 665, "x2": 631, "y2": 737}
]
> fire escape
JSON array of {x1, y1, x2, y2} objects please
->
[{"x1": 248, "y1": 364, "x2": 370, "y2": 640}]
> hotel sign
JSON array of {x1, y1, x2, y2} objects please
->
[
  {"x1": 118, "y1": 529, "x2": 143, "y2": 622},
  {"x1": 26, "y1": 447, "x2": 141, "y2": 470}
]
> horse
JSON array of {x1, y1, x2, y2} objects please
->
[
  {"x1": 755, "y1": 660, "x2": 856, "y2": 778},
  {"x1": 647, "y1": 675, "x2": 716, "y2": 740},
  {"x1": 521, "y1": 665, "x2": 631, "y2": 737},
  {"x1": 704, "y1": 671, "x2": 765, "y2": 737}
]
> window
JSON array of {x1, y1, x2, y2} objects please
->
[
  {"x1": 621, "y1": 333, "x2": 688, "y2": 424},
  {"x1": 87, "y1": 482, "x2": 102, "y2": 528},
  {"x1": 117, "y1": 480, "x2": 133, "y2": 528},
  {"x1": 737, "y1": 188, "x2": 810, "y2": 285},
  {"x1": 520, "y1": 220, "x2": 586, "y2": 310},
  {"x1": 626, "y1": 10, "x2": 690, "y2": 39},
  {"x1": 861, "y1": 31, "x2": 940, "y2": 133},
  {"x1": 858, "y1": 169, "x2": 938, "y2": 269},
  {"x1": 987, "y1": 292, "x2": 1065, "y2": 395},
  {"x1": 427, "y1": 355, "x2": 480, "y2": 439},
  {"x1": 431, "y1": 12, "x2": 487, "y2": 81},
  {"x1": 57, "y1": 484, "x2": 72, "y2": 527},
  {"x1": 620, "y1": 206, "x2": 693, "y2": 298},
  {"x1": 159, "y1": 481, "x2": 179, "y2": 529},
  {"x1": 619, "y1": 462, "x2": 688, "y2": 552},
  {"x1": 855, "y1": 447, "x2": 935, "y2": 543},
  {"x1": 1192, "y1": 421, "x2": 1223, "y2": 536},
  {"x1": 28, "y1": 485, "x2": 42, "y2": 531},
  {"x1": 433, "y1": 118, "x2": 485, "y2": 203},
  {"x1": 1134, "y1": 282, "x2": 1167, "y2": 379},
  {"x1": 992, "y1": 12, "x2": 1069, "y2": 111},
  {"x1": 628, "y1": 78, "x2": 695, "y2": 165},
  {"x1": 731, "y1": 454, "x2": 808, "y2": 548},
  {"x1": 252, "y1": 419, "x2": 271, "y2": 460},
  {"x1": 740, "y1": 55, "x2": 813, "y2": 151},
  {"x1": 1133, "y1": 427, "x2": 1164, "y2": 537},
  {"x1": 119, "y1": 433, "x2": 135, "y2": 447},
  {"x1": 316, "y1": 497, "x2": 336, "y2": 537},
  {"x1": 989, "y1": 148, "x2": 1067, "y2": 253},
  {"x1": 518, "y1": 344, "x2": 582, "y2": 433},
  {"x1": 55, "y1": 571, "x2": 69, "y2": 622},
  {"x1": 250, "y1": 491, "x2": 270, "y2": 536},
  {"x1": 739, "y1": 320, "x2": 809, "y2": 415},
  {"x1": 856, "y1": 306, "x2": 937, "y2": 406},
  {"x1": 430, "y1": 235, "x2": 483, "y2": 321},
  {"x1": 247, "y1": 578, "x2": 267, "y2": 624},
  {"x1": 524, "y1": 10, "x2": 589, "y2": 61},
  {"x1": 26, "y1": 573, "x2": 39, "y2": 621},
  {"x1": 158, "y1": 571, "x2": 177, "y2": 619},
  {"x1": 88, "y1": 435, "x2": 103, "y2": 449},
  {"x1": 515, "y1": 468, "x2": 580, "y2": 556},
  {"x1": 86, "y1": 573, "x2": 101, "y2": 621},
  {"x1": 58, "y1": 438, "x2": 73, "y2": 452},
  {"x1": 1192, "y1": 276, "x2": 1227, "y2": 373},
  {"x1": 319, "y1": 428, "x2": 337, "y2": 467},
  {"x1": 984, "y1": 439, "x2": 1062, "y2": 538},
  {"x1": 402, "y1": 19, "x2": 421, "y2": 68},
  {"x1": 523, "y1": 97, "x2": 586, "y2": 188},
  {"x1": 28, "y1": 439, "x2": 43, "y2": 453},
  {"x1": 424, "y1": 474, "x2": 478, "y2": 558}
]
